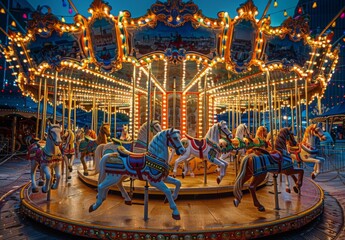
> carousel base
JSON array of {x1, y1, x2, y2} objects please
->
[{"x1": 20, "y1": 169, "x2": 324, "y2": 239}]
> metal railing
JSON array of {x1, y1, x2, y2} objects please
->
[{"x1": 318, "y1": 143, "x2": 345, "y2": 173}]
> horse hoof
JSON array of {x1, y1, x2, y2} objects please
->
[
  {"x1": 233, "y1": 199, "x2": 240, "y2": 207},
  {"x1": 293, "y1": 186, "x2": 300, "y2": 194},
  {"x1": 68, "y1": 176, "x2": 72, "y2": 179},
  {"x1": 125, "y1": 200, "x2": 132, "y2": 205},
  {"x1": 182, "y1": 173, "x2": 185, "y2": 179},
  {"x1": 68, "y1": 166, "x2": 73, "y2": 172},
  {"x1": 172, "y1": 214, "x2": 181, "y2": 220},
  {"x1": 89, "y1": 205, "x2": 95, "y2": 213},
  {"x1": 285, "y1": 188, "x2": 291, "y2": 193},
  {"x1": 32, "y1": 188, "x2": 39, "y2": 193},
  {"x1": 190, "y1": 173, "x2": 195, "y2": 178},
  {"x1": 42, "y1": 187, "x2": 47, "y2": 193},
  {"x1": 258, "y1": 206, "x2": 265, "y2": 212},
  {"x1": 84, "y1": 172, "x2": 89, "y2": 176},
  {"x1": 38, "y1": 181, "x2": 44, "y2": 186},
  {"x1": 216, "y1": 177, "x2": 221, "y2": 185}
]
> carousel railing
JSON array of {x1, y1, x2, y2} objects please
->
[{"x1": 317, "y1": 143, "x2": 345, "y2": 173}]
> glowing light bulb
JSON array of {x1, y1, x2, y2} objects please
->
[
  {"x1": 11, "y1": 21, "x2": 16, "y2": 27},
  {"x1": 284, "y1": 10, "x2": 288, "y2": 17},
  {"x1": 61, "y1": 16, "x2": 65, "y2": 22},
  {"x1": 274, "y1": 0, "x2": 278, "y2": 7},
  {"x1": 312, "y1": 1, "x2": 317, "y2": 8},
  {"x1": 0, "y1": 8, "x2": 5, "y2": 14}
]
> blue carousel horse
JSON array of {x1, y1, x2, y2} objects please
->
[
  {"x1": 89, "y1": 128, "x2": 186, "y2": 220},
  {"x1": 92, "y1": 120, "x2": 162, "y2": 175}
]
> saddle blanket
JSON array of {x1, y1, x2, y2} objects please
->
[{"x1": 252, "y1": 154, "x2": 293, "y2": 176}]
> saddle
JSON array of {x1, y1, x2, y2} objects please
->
[
  {"x1": 111, "y1": 138, "x2": 133, "y2": 145},
  {"x1": 84, "y1": 135, "x2": 96, "y2": 141},
  {"x1": 253, "y1": 147, "x2": 283, "y2": 173},
  {"x1": 185, "y1": 134, "x2": 206, "y2": 158},
  {"x1": 117, "y1": 146, "x2": 146, "y2": 177}
]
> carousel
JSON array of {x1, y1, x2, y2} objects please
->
[{"x1": 0, "y1": 0, "x2": 341, "y2": 238}]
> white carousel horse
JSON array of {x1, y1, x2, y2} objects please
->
[
  {"x1": 289, "y1": 124, "x2": 326, "y2": 179},
  {"x1": 170, "y1": 120, "x2": 233, "y2": 184},
  {"x1": 92, "y1": 120, "x2": 162, "y2": 175},
  {"x1": 78, "y1": 122, "x2": 111, "y2": 176},
  {"x1": 62, "y1": 129, "x2": 75, "y2": 180},
  {"x1": 219, "y1": 124, "x2": 251, "y2": 170},
  {"x1": 27, "y1": 122, "x2": 63, "y2": 193},
  {"x1": 89, "y1": 128, "x2": 186, "y2": 220},
  {"x1": 120, "y1": 124, "x2": 131, "y2": 141}
]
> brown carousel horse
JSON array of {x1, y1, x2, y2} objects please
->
[
  {"x1": 232, "y1": 127, "x2": 304, "y2": 211},
  {"x1": 78, "y1": 122, "x2": 110, "y2": 176}
]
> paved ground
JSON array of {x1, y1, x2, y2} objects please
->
[{"x1": 0, "y1": 155, "x2": 344, "y2": 239}]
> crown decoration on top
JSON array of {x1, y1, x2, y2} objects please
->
[
  {"x1": 150, "y1": 0, "x2": 200, "y2": 27},
  {"x1": 236, "y1": 0, "x2": 258, "y2": 20},
  {"x1": 281, "y1": 16, "x2": 311, "y2": 42},
  {"x1": 27, "y1": 5, "x2": 61, "y2": 38},
  {"x1": 88, "y1": 0, "x2": 112, "y2": 18}
]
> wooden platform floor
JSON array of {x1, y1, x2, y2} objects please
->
[{"x1": 20, "y1": 167, "x2": 324, "y2": 238}]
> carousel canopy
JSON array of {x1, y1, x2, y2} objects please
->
[
  {"x1": 312, "y1": 101, "x2": 345, "y2": 123},
  {"x1": 0, "y1": 0, "x2": 340, "y2": 114}
]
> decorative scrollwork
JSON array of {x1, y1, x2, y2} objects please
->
[
  {"x1": 150, "y1": 0, "x2": 199, "y2": 27},
  {"x1": 282, "y1": 16, "x2": 310, "y2": 42}
]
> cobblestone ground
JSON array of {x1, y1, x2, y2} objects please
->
[{"x1": 0, "y1": 155, "x2": 344, "y2": 240}]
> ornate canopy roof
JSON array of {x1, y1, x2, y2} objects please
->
[{"x1": 1, "y1": 0, "x2": 339, "y2": 112}]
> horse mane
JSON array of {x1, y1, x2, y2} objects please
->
[
  {"x1": 205, "y1": 123, "x2": 220, "y2": 142},
  {"x1": 147, "y1": 129, "x2": 170, "y2": 161},
  {"x1": 235, "y1": 124, "x2": 246, "y2": 139},
  {"x1": 255, "y1": 126, "x2": 266, "y2": 140},
  {"x1": 302, "y1": 124, "x2": 316, "y2": 144},
  {"x1": 274, "y1": 128, "x2": 289, "y2": 151},
  {"x1": 137, "y1": 122, "x2": 148, "y2": 141}
]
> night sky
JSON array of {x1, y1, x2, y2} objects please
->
[{"x1": 26, "y1": 0, "x2": 299, "y2": 26}]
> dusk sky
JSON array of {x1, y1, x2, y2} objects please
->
[{"x1": 27, "y1": 0, "x2": 299, "y2": 26}]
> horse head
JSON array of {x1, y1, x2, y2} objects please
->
[
  {"x1": 101, "y1": 122, "x2": 111, "y2": 137},
  {"x1": 236, "y1": 124, "x2": 250, "y2": 139},
  {"x1": 286, "y1": 127, "x2": 297, "y2": 147},
  {"x1": 167, "y1": 128, "x2": 185, "y2": 156},
  {"x1": 150, "y1": 120, "x2": 162, "y2": 134},
  {"x1": 217, "y1": 120, "x2": 232, "y2": 141},
  {"x1": 309, "y1": 124, "x2": 326, "y2": 141},
  {"x1": 46, "y1": 122, "x2": 62, "y2": 146}
]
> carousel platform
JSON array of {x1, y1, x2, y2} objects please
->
[{"x1": 20, "y1": 165, "x2": 324, "y2": 239}]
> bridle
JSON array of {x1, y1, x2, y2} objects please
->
[
  {"x1": 150, "y1": 121, "x2": 161, "y2": 134},
  {"x1": 218, "y1": 123, "x2": 232, "y2": 142},
  {"x1": 312, "y1": 127, "x2": 325, "y2": 139},
  {"x1": 48, "y1": 125, "x2": 61, "y2": 146},
  {"x1": 166, "y1": 130, "x2": 184, "y2": 154}
]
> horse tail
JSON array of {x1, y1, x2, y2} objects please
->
[
  {"x1": 93, "y1": 144, "x2": 105, "y2": 174},
  {"x1": 233, "y1": 153, "x2": 251, "y2": 204}
]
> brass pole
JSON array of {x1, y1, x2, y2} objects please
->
[
  {"x1": 53, "y1": 71, "x2": 58, "y2": 124},
  {"x1": 68, "y1": 82, "x2": 72, "y2": 130},
  {"x1": 35, "y1": 78, "x2": 42, "y2": 138}
]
